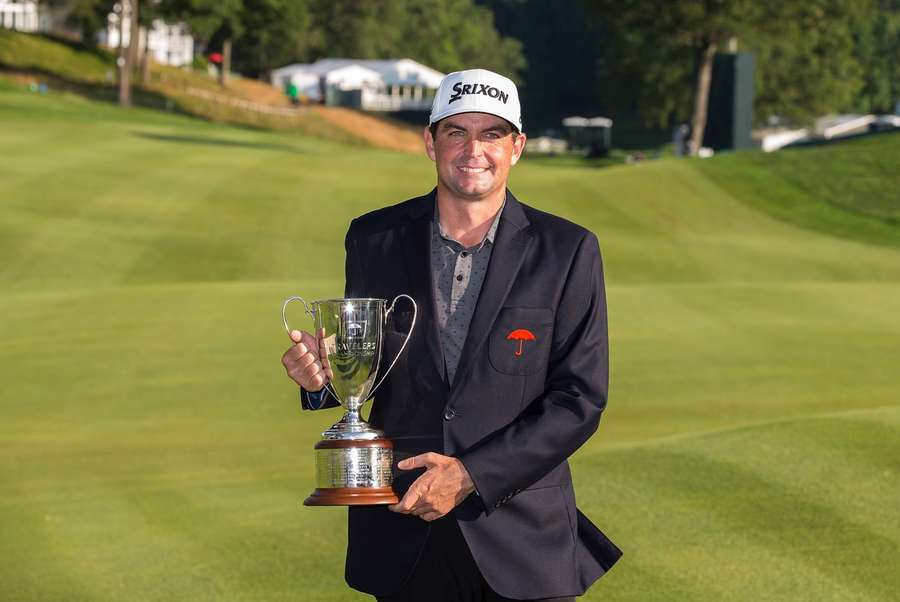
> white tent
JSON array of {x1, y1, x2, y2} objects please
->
[
  {"x1": 271, "y1": 58, "x2": 444, "y2": 111},
  {"x1": 0, "y1": 0, "x2": 38, "y2": 32}
]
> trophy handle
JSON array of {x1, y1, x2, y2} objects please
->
[
  {"x1": 367, "y1": 294, "x2": 418, "y2": 401},
  {"x1": 282, "y1": 295, "x2": 315, "y2": 333},
  {"x1": 282, "y1": 296, "x2": 341, "y2": 402}
]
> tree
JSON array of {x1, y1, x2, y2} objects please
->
[
  {"x1": 585, "y1": 0, "x2": 871, "y2": 154},
  {"x1": 852, "y1": 0, "x2": 900, "y2": 114},
  {"x1": 304, "y1": 0, "x2": 525, "y2": 81},
  {"x1": 744, "y1": 2, "x2": 870, "y2": 126},
  {"x1": 230, "y1": 0, "x2": 312, "y2": 80},
  {"x1": 161, "y1": 0, "x2": 243, "y2": 86},
  {"x1": 117, "y1": 0, "x2": 139, "y2": 106},
  {"x1": 137, "y1": 0, "x2": 166, "y2": 85},
  {"x1": 51, "y1": 0, "x2": 115, "y2": 43},
  {"x1": 479, "y1": 0, "x2": 606, "y2": 133},
  {"x1": 159, "y1": 0, "x2": 522, "y2": 88},
  {"x1": 396, "y1": 0, "x2": 526, "y2": 79}
]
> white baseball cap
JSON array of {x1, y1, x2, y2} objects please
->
[{"x1": 429, "y1": 68, "x2": 523, "y2": 133}]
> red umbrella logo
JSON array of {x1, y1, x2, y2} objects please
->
[{"x1": 507, "y1": 328, "x2": 536, "y2": 357}]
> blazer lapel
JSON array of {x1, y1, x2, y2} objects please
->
[
  {"x1": 401, "y1": 190, "x2": 449, "y2": 388},
  {"x1": 450, "y1": 191, "x2": 532, "y2": 395}
]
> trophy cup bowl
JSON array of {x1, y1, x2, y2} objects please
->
[{"x1": 282, "y1": 295, "x2": 417, "y2": 506}]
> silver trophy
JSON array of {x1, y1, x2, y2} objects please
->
[{"x1": 282, "y1": 296, "x2": 416, "y2": 505}]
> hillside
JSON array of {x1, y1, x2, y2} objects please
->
[
  {"x1": 0, "y1": 29, "x2": 422, "y2": 152},
  {"x1": 697, "y1": 132, "x2": 900, "y2": 249},
  {"x1": 1, "y1": 88, "x2": 899, "y2": 601}
]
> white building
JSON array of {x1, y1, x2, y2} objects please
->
[
  {"x1": 271, "y1": 58, "x2": 445, "y2": 111},
  {"x1": 98, "y1": 2, "x2": 194, "y2": 68},
  {"x1": 0, "y1": 0, "x2": 38, "y2": 32}
]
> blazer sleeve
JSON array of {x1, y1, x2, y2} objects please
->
[
  {"x1": 458, "y1": 232, "x2": 609, "y2": 513},
  {"x1": 299, "y1": 219, "x2": 367, "y2": 411}
]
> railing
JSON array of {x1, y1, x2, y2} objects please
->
[
  {"x1": 361, "y1": 95, "x2": 433, "y2": 112},
  {"x1": 183, "y1": 86, "x2": 305, "y2": 117},
  {"x1": 822, "y1": 115, "x2": 876, "y2": 139}
]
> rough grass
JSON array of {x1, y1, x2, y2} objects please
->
[
  {"x1": 1, "y1": 88, "x2": 899, "y2": 601},
  {"x1": 0, "y1": 29, "x2": 113, "y2": 83}
]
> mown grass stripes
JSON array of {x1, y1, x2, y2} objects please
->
[{"x1": 1, "y1": 86, "x2": 898, "y2": 601}]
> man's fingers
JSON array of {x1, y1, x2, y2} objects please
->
[
  {"x1": 302, "y1": 360, "x2": 323, "y2": 381},
  {"x1": 282, "y1": 335, "x2": 330, "y2": 389},
  {"x1": 397, "y1": 452, "x2": 438, "y2": 471},
  {"x1": 282, "y1": 347, "x2": 310, "y2": 373},
  {"x1": 290, "y1": 329, "x2": 303, "y2": 343},
  {"x1": 420, "y1": 511, "x2": 442, "y2": 522},
  {"x1": 308, "y1": 372, "x2": 325, "y2": 390},
  {"x1": 410, "y1": 504, "x2": 434, "y2": 517},
  {"x1": 295, "y1": 349, "x2": 317, "y2": 369},
  {"x1": 316, "y1": 328, "x2": 333, "y2": 376},
  {"x1": 301, "y1": 330, "x2": 320, "y2": 352},
  {"x1": 388, "y1": 488, "x2": 421, "y2": 513}
]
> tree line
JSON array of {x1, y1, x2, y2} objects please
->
[
  {"x1": 53, "y1": 0, "x2": 899, "y2": 153},
  {"x1": 57, "y1": 0, "x2": 524, "y2": 96},
  {"x1": 581, "y1": 0, "x2": 900, "y2": 154}
]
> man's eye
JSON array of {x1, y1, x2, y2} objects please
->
[{"x1": 448, "y1": 130, "x2": 464, "y2": 137}]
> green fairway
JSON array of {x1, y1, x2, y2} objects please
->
[{"x1": 1, "y1": 86, "x2": 899, "y2": 601}]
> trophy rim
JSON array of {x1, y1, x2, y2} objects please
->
[{"x1": 314, "y1": 297, "x2": 388, "y2": 304}]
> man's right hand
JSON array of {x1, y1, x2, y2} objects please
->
[{"x1": 281, "y1": 329, "x2": 333, "y2": 391}]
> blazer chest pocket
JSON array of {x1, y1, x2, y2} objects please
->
[{"x1": 489, "y1": 307, "x2": 553, "y2": 375}]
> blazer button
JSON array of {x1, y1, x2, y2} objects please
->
[{"x1": 444, "y1": 408, "x2": 456, "y2": 421}]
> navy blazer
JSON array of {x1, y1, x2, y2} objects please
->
[{"x1": 301, "y1": 189, "x2": 622, "y2": 598}]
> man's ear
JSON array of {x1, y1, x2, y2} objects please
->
[
  {"x1": 510, "y1": 133, "x2": 527, "y2": 166},
  {"x1": 423, "y1": 126, "x2": 436, "y2": 162}
]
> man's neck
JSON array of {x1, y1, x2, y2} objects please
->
[{"x1": 435, "y1": 186, "x2": 506, "y2": 248}]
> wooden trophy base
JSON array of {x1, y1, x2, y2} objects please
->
[
  {"x1": 304, "y1": 487, "x2": 399, "y2": 506},
  {"x1": 304, "y1": 438, "x2": 398, "y2": 506}
]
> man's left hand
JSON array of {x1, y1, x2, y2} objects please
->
[{"x1": 388, "y1": 453, "x2": 475, "y2": 522}]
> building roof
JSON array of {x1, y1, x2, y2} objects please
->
[{"x1": 271, "y1": 58, "x2": 445, "y2": 88}]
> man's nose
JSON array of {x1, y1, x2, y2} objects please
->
[{"x1": 464, "y1": 137, "x2": 486, "y2": 156}]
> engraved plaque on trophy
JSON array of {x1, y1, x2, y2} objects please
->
[{"x1": 282, "y1": 296, "x2": 416, "y2": 506}]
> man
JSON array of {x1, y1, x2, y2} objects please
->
[{"x1": 282, "y1": 69, "x2": 621, "y2": 601}]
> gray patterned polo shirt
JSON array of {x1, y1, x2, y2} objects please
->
[{"x1": 432, "y1": 200, "x2": 504, "y2": 385}]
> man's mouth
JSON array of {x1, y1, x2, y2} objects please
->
[{"x1": 458, "y1": 166, "x2": 490, "y2": 174}]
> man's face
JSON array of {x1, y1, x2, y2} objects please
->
[{"x1": 424, "y1": 112, "x2": 526, "y2": 202}]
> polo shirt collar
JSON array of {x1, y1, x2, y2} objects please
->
[{"x1": 434, "y1": 198, "x2": 506, "y2": 250}]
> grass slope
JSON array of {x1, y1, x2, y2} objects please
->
[
  {"x1": 1, "y1": 88, "x2": 899, "y2": 601},
  {"x1": 696, "y1": 132, "x2": 900, "y2": 249},
  {"x1": 0, "y1": 30, "x2": 421, "y2": 151}
]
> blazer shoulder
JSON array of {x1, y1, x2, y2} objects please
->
[
  {"x1": 350, "y1": 193, "x2": 432, "y2": 236},
  {"x1": 519, "y1": 201, "x2": 599, "y2": 250}
]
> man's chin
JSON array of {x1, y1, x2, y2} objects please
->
[{"x1": 451, "y1": 180, "x2": 496, "y2": 199}]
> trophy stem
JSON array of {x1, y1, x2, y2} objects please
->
[{"x1": 322, "y1": 404, "x2": 384, "y2": 441}]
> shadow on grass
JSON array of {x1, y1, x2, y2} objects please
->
[
  {"x1": 131, "y1": 131, "x2": 306, "y2": 153},
  {"x1": 30, "y1": 32, "x2": 117, "y2": 63},
  {"x1": 0, "y1": 64, "x2": 175, "y2": 110}
]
